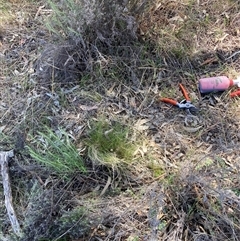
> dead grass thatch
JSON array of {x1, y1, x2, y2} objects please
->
[{"x1": 0, "y1": 0, "x2": 240, "y2": 240}]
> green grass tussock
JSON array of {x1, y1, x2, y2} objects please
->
[
  {"x1": 86, "y1": 119, "x2": 137, "y2": 168},
  {"x1": 27, "y1": 126, "x2": 86, "y2": 177}
]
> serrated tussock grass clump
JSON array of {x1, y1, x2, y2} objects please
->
[
  {"x1": 50, "y1": 207, "x2": 90, "y2": 240},
  {"x1": 22, "y1": 182, "x2": 91, "y2": 240},
  {"x1": 45, "y1": 0, "x2": 100, "y2": 39},
  {"x1": 45, "y1": 0, "x2": 138, "y2": 41},
  {"x1": 27, "y1": 126, "x2": 86, "y2": 176},
  {"x1": 158, "y1": 162, "x2": 240, "y2": 240},
  {"x1": 38, "y1": 0, "x2": 141, "y2": 86},
  {"x1": 86, "y1": 119, "x2": 137, "y2": 167}
]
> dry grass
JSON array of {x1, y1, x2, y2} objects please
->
[
  {"x1": 0, "y1": 0, "x2": 240, "y2": 240},
  {"x1": 139, "y1": 0, "x2": 240, "y2": 59}
]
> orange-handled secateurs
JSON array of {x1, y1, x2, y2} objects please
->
[{"x1": 160, "y1": 84, "x2": 198, "y2": 115}]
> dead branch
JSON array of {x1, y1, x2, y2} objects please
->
[{"x1": 0, "y1": 150, "x2": 21, "y2": 236}]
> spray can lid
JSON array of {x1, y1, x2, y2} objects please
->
[{"x1": 233, "y1": 76, "x2": 240, "y2": 87}]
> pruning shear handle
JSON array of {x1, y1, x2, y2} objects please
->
[
  {"x1": 230, "y1": 89, "x2": 240, "y2": 98},
  {"x1": 160, "y1": 98, "x2": 178, "y2": 106},
  {"x1": 179, "y1": 83, "x2": 190, "y2": 101}
]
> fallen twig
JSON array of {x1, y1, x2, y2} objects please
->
[
  {"x1": 225, "y1": 50, "x2": 240, "y2": 60},
  {"x1": 0, "y1": 150, "x2": 21, "y2": 236}
]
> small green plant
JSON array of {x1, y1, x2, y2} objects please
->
[
  {"x1": 196, "y1": 157, "x2": 214, "y2": 171},
  {"x1": 27, "y1": 126, "x2": 86, "y2": 176},
  {"x1": 148, "y1": 162, "x2": 164, "y2": 178},
  {"x1": 85, "y1": 119, "x2": 137, "y2": 168},
  {"x1": 127, "y1": 236, "x2": 139, "y2": 241}
]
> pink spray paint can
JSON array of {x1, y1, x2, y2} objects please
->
[{"x1": 198, "y1": 76, "x2": 240, "y2": 93}]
